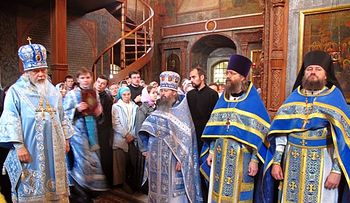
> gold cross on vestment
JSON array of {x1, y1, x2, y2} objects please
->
[
  {"x1": 229, "y1": 148, "x2": 235, "y2": 157},
  {"x1": 291, "y1": 149, "x2": 300, "y2": 158},
  {"x1": 302, "y1": 119, "x2": 309, "y2": 129},
  {"x1": 300, "y1": 139, "x2": 307, "y2": 146},
  {"x1": 215, "y1": 174, "x2": 219, "y2": 182},
  {"x1": 307, "y1": 184, "x2": 316, "y2": 192},
  {"x1": 27, "y1": 36, "x2": 32, "y2": 44},
  {"x1": 225, "y1": 176, "x2": 233, "y2": 185},
  {"x1": 289, "y1": 181, "x2": 297, "y2": 190},
  {"x1": 309, "y1": 152, "x2": 320, "y2": 160},
  {"x1": 216, "y1": 145, "x2": 222, "y2": 153}
]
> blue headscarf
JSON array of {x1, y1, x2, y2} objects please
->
[{"x1": 116, "y1": 86, "x2": 130, "y2": 100}]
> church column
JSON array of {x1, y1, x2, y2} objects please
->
[
  {"x1": 50, "y1": 0, "x2": 68, "y2": 84},
  {"x1": 266, "y1": 0, "x2": 289, "y2": 112}
]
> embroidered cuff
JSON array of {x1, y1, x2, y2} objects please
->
[
  {"x1": 14, "y1": 143, "x2": 25, "y2": 150},
  {"x1": 272, "y1": 150, "x2": 283, "y2": 165},
  {"x1": 331, "y1": 158, "x2": 341, "y2": 174},
  {"x1": 250, "y1": 152, "x2": 259, "y2": 163},
  {"x1": 209, "y1": 140, "x2": 215, "y2": 154}
]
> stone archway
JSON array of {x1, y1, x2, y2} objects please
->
[{"x1": 190, "y1": 34, "x2": 236, "y2": 83}]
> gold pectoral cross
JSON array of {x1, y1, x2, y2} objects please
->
[
  {"x1": 226, "y1": 117, "x2": 230, "y2": 131},
  {"x1": 36, "y1": 97, "x2": 56, "y2": 119},
  {"x1": 302, "y1": 119, "x2": 309, "y2": 129}
]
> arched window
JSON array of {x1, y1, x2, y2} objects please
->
[{"x1": 212, "y1": 61, "x2": 228, "y2": 84}]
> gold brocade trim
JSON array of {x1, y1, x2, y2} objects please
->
[
  {"x1": 317, "y1": 149, "x2": 324, "y2": 203},
  {"x1": 236, "y1": 147, "x2": 244, "y2": 203},
  {"x1": 297, "y1": 85, "x2": 335, "y2": 97},
  {"x1": 206, "y1": 121, "x2": 266, "y2": 143},
  {"x1": 299, "y1": 148, "x2": 307, "y2": 203},
  {"x1": 240, "y1": 183, "x2": 254, "y2": 192},
  {"x1": 273, "y1": 113, "x2": 327, "y2": 120},
  {"x1": 200, "y1": 147, "x2": 209, "y2": 158},
  {"x1": 288, "y1": 142, "x2": 332, "y2": 149},
  {"x1": 211, "y1": 107, "x2": 270, "y2": 129},
  {"x1": 282, "y1": 148, "x2": 291, "y2": 202},
  {"x1": 201, "y1": 135, "x2": 266, "y2": 163},
  {"x1": 200, "y1": 167, "x2": 209, "y2": 181},
  {"x1": 330, "y1": 127, "x2": 350, "y2": 188}
]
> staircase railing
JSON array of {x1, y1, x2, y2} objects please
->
[{"x1": 92, "y1": 0, "x2": 154, "y2": 82}]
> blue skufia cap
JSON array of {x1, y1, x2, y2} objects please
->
[
  {"x1": 18, "y1": 39, "x2": 48, "y2": 71},
  {"x1": 227, "y1": 54, "x2": 252, "y2": 77},
  {"x1": 159, "y1": 71, "x2": 180, "y2": 91}
]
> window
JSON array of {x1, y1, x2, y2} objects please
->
[{"x1": 212, "y1": 61, "x2": 228, "y2": 84}]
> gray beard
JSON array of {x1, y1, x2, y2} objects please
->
[
  {"x1": 157, "y1": 96, "x2": 173, "y2": 112},
  {"x1": 34, "y1": 80, "x2": 49, "y2": 97}
]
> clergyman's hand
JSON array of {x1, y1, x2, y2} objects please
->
[
  {"x1": 17, "y1": 146, "x2": 32, "y2": 163},
  {"x1": 248, "y1": 161, "x2": 258, "y2": 176},
  {"x1": 176, "y1": 162, "x2": 182, "y2": 171},
  {"x1": 271, "y1": 164, "x2": 284, "y2": 180},
  {"x1": 207, "y1": 153, "x2": 213, "y2": 166},
  {"x1": 324, "y1": 172, "x2": 341, "y2": 190},
  {"x1": 65, "y1": 140, "x2": 70, "y2": 153}
]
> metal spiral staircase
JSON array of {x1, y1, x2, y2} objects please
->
[{"x1": 92, "y1": 0, "x2": 154, "y2": 82}]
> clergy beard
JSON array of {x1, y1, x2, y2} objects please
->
[
  {"x1": 301, "y1": 74, "x2": 326, "y2": 91},
  {"x1": 157, "y1": 95, "x2": 173, "y2": 112},
  {"x1": 224, "y1": 79, "x2": 248, "y2": 99},
  {"x1": 34, "y1": 80, "x2": 49, "y2": 97}
]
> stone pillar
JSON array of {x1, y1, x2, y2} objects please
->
[
  {"x1": 50, "y1": 0, "x2": 68, "y2": 84},
  {"x1": 266, "y1": 0, "x2": 288, "y2": 113}
]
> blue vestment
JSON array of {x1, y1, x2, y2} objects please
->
[
  {"x1": 201, "y1": 83, "x2": 270, "y2": 203},
  {"x1": 139, "y1": 97, "x2": 203, "y2": 203},
  {"x1": 63, "y1": 88, "x2": 108, "y2": 191},
  {"x1": 0, "y1": 76, "x2": 74, "y2": 202},
  {"x1": 263, "y1": 86, "x2": 350, "y2": 203}
]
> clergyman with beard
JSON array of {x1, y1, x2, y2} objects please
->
[
  {"x1": 201, "y1": 54, "x2": 270, "y2": 202},
  {"x1": 263, "y1": 50, "x2": 350, "y2": 202},
  {"x1": 0, "y1": 40, "x2": 74, "y2": 202},
  {"x1": 138, "y1": 71, "x2": 203, "y2": 203}
]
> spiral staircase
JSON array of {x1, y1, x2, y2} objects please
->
[{"x1": 91, "y1": 0, "x2": 154, "y2": 82}]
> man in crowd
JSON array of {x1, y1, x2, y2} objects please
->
[
  {"x1": 201, "y1": 54, "x2": 270, "y2": 202},
  {"x1": 0, "y1": 41, "x2": 73, "y2": 202},
  {"x1": 139, "y1": 71, "x2": 203, "y2": 203},
  {"x1": 95, "y1": 75, "x2": 114, "y2": 186},
  {"x1": 127, "y1": 70, "x2": 143, "y2": 106},
  {"x1": 64, "y1": 75, "x2": 75, "y2": 91},
  {"x1": 63, "y1": 67, "x2": 108, "y2": 201},
  {"x1": 264, "y1": 50, "x2": 350, "y2": 202},
  {"x1": 187, "y1": 66, "x2": 219, "y2": 201}
]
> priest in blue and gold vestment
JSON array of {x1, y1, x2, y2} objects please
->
[
  {"x1": 263, "y1": 51, "x2": 350, "y2": 203},
  {"x1": 0, "y1": 40, "x2": 74, "y2": 202},
  {"x1": 139, "y1": 71, "x2": 203, "y2": 203},
  {"x1": 201, "y1": 54, "x2": 270, "y2": 203}
]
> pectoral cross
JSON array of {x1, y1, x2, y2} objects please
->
[
  {"x1": 302, "y1": 119, "x2": 309, "y2": 129},
  {"x1": 27, "y1": 36, "x2": 32, "y2": 44},
  {"x1": 226, "y1": 117, "x2": 230, "y2": 131}
]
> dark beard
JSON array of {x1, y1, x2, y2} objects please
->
[
  {"x1": 225, "y1": 78, "x2": 242, "y2": 95},
  {"x1": 301, "y1": 75, "x2": 326, "y2": 91},
  {"x1": 157, "y1": 96, "x2": 172, "y2": 112}
]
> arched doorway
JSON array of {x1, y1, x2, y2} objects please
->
[{"x1": 190, "y1": 34, "x2": 236, "y2": 83}]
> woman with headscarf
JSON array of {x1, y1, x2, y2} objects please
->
[
  {"x1": 111, "y1": 87, "x2": 138, "y2": 193},
  {"x1": 134, "y1": 85, "x2": 158, "y2": 192}
]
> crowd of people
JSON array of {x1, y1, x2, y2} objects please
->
[{"x1": 0, "y1": 41, "x2": 350, "y2": 203}]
